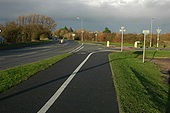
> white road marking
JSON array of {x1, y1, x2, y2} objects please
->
[
  {"x1": 69, "y1": 43, "x2": 84, "y2": 53},
  {"x1": 17, "y1": 52, "x2": 37, "y2": 57},
  {"x1": 73, "y1": 46, "x2": 84, "y2": 53},
  {"x1": 37, "y1": 52, "x2": 94, "y2": 113}
]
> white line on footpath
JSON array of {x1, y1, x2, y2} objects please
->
[{"x1": 37, "y1": 52, "x2": 94, "y2": 113}]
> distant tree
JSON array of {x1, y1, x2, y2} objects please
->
[
  {"x1": 54, "y1": 28, "x2": 69, "y2": 38},
  {"x1": 64, "y1": 26, "x2": 68, "y2": 31},
  {"x1": 1, "y1": 21, "x2": 51, "y2": 43},
  {"x1": 0, "y1": 24, "x2": 4, "y2": 36},
  {"x1": 103, "y1": 27, "x2": 111, "y2": 33},
  {"x1": 16, "y1": 14, "x2": 57, "y2": 30},
  {"x1": 1, "y1": 22, "x2": 21, "y2": 43}
]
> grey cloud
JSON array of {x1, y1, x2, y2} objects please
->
[{"x1": 0, "y1": 0, "x2": 170, "y2": 33}]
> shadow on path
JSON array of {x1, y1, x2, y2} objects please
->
[
  {"x1": 0, "y1": 57, "x2": 125, "y2": 102},
  {"x1": 0, "y1": 74, "x2": 71, "y2": 101}
]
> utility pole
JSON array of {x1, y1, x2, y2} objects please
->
[
  {"x1": 95, "y1": 31, "x2": 98, "y2": 42},
  {"x1": 156, "y1": 27, "x2": 161, "y2": 48},
  {"x1": 120, "y1": 26, "x2": 126, "y2": 52},
  {"x1": 150, "y1": 18, "x2": 154, "y2": 47},
  {"x1": 76, "y1": 16, "x2": 84, "y2": 41},
  {"x1": 143, "y1": 30, "x2": 150, "y2": 63}
]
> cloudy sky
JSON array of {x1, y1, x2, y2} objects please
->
[{"x1": 0, "y1": 0, "x2": 170, "y2": 33}]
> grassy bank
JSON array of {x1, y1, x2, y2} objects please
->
[
  {"x1": 109, "y1": 51, "x2": 169, "y2": 113},
  {"x1": 133, "y1": 50, "x2": 170, "y2": 59},
  {"x1": 0, "y1": 40, "x2": 52, "y2": 50},
  {"x1": 0, "y1": 53, "x2": 71, "y2": 93}
]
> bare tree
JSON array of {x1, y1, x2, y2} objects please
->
[{"x1": 16, "y1": 14, "x2": 57, "y2": 30}]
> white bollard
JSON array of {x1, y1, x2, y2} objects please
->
[{"x1": 107, "y1": 41, "x2": 110, "y2": 47}]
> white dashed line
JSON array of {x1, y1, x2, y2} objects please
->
[{"x1": 17, "y1": 52, "x2": 37, "y2": 57}]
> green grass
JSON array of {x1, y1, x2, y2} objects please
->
[
  {"x1": 78, "y1": 41, "x2": 133, "y2": 47},
  {"x1": 0, "y1": 40, "x2": 52, "y2": 50},
  {"x1": 131, "y1": 50, "x2": 170, "y2": 59},
  {"x1": 78, "y1": 41, "x2": 106, "y2": 45},
  {"x1": 0, "y1": 53, "x2": 71, "y2": 93},
  {"x1": 111, "y1": 42, "x2": 133, "y2": 47},
  {"x1": 109, "y1": 52, "x2": 169, "y2": 113}
]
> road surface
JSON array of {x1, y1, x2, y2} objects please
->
[
  {"x1": 0, "y1": 40, "x2": 80, "y2": 70},
  {"x1": 0, "y1": 42, "x2": 119, "y2": 113}
]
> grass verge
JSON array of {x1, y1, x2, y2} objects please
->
[
  {"x1": 0, "y1": 53, "x2": 71, "y2": 93},
  {"x1": 132, "y1": 50, "x2": 170, "y2": 59},
  {"x1": 0, "y1": 40, "x2": 52, "y2": 50},
  {"x1": 109, "y1": 52, "x2": 169, "y2": 113},
  {"x1": 78, "y1": 41, "x2": 133, "y2": 47}
]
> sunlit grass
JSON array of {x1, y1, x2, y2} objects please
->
[
  {"x1": 78, "y1": 41, "x2": 133, "y2": 47},
  {"x1": 0, "y1": 53, "x2": 71, "y2": 93},
  {"x1": 109, "y1": 52, "x2": 169, "y2": 113}
]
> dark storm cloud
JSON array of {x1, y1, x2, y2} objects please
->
[{"x1": 0, "y1": 0, "x2": 170, "y2": 33}]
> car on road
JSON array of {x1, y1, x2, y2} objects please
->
[{"x1": 59, "y1": 39, "x2": 64, "y2": 44}]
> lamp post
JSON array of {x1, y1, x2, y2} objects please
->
[
  {"x1": 156, "y1": 28, "x2": 161, "y2": 48},
  {"x1": 142, "y1": 30, "x2": 150, "y2": 63},
  {"x1": 76, "y1": 16, "x2": 84, "y2": 41},
  {"x1": 150, "y1": 18, "x2": 154, "y2": 47},
  {"x1": 95, "y1": 31, "x2": 98, "y2": 42},
  {"x1": 120, "y1": 26, "x2": 126, "y2": 52}
]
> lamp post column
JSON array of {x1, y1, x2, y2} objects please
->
[{"x1": 120, "y1": 26, "x2": 126, "y2": 52}]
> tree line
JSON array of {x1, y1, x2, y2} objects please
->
[
  {"x1": 1, "y1": 17, "x2": 170, "y2": 48},
  {"x1": 54, "y1": 27, "x2": 170, "y2": 48},
  {"x1": 0, "y1": 14, "x2": 56, "y2": 44}
]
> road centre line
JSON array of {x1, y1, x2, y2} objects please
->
[
  {"x1": 74, "y1": 46, "x2": 84, "y2": 53},
  {"x1": 17, "y1": 52, "x2": 38, "y2": 57},
  {"x1": 69, "y1": 43, "x2": 84, "y2": 53},
  {"x1": 37, "y1": 52, "x2": 94, "y2": 113}
]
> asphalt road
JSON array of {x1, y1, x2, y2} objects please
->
[
  {"x1": 0, "y1": 40, "x2": 80, "y2": 70},
  {"x1": 0, "y1": 43, "x2": 119, "y2": 113}
]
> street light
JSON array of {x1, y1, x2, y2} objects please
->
[
  {"x1": 120, "y1": 26, "x2": 126, "y2": 52},
  {"x1": 76, "y1": 16, "x2": 84, "y2": 41},
  {"x1": 95, "y1": 31, "x2": 98, "y2": 42},
  {"x1": 142, "y1": 30, "x2": 150, "y2": 63},
  {"x1": 156, "y1": 28, "x2": 161, "y2": 48},
  {"x1": 150, "y1": 18, "x2": 154, "y2": 47}
]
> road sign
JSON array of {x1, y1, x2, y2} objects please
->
[{"x1": 143, "y1": 30, "x2": 150, "y2": 35}]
